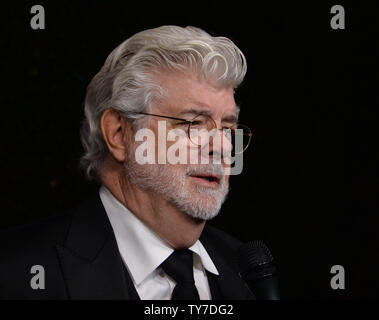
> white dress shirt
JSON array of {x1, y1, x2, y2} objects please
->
[{"x1": 99, "y1": 185, "x2": 219, "y2": 300}]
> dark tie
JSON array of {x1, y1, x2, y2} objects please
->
[{"x1": 160, "y1": 249, "x2": 200, "y2": 300}]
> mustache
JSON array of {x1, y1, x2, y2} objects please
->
[{"x1": 184, "y1": 164, "x2": 226, "y2": 181}]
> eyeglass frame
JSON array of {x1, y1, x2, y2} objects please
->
[{"x1": 126, "y1": 111, "x2": 253, "y2": 154}]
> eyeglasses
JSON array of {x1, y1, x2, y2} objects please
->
[{"x1": 129, "y1": 111, "x2": 253, "y2": 154}]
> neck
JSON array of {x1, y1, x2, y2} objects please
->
[{"x1": 99, "y1": 163, "x2": 206, "y2": 249}]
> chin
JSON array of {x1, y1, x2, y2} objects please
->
[
  {"x1": 184, "y1": 209, "x2": 220, "y2": 221},
  {"x1": 178, "y1": 195, "x2": 222, "y2": 221},
  {"x1": 174, "y1": 183, "x2": 229, "y2": 220}
]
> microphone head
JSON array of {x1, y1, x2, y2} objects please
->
[{"x1": 238, "y1": 240, "x2": 277, "y2": 281}]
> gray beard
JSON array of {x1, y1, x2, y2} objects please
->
[{"x1": 123, "y1": 148, "x2": 229, "y2": 220}]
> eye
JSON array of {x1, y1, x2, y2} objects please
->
[
  {"x1": 222, "y1": 126, "x2": 234, "y2": 130},
  {"x1": 176, "y1": 121, "x2": 189, "y2": 126}
]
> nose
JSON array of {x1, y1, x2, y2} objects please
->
[{"x1": 208, "y1": 128, "x2": 233, "y2": 165}]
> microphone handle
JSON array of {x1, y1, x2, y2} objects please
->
[{"x1": 246, "y1": 275, "x2": 280, "y2": 300}]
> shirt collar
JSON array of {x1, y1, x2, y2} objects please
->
[{"x1": 99, "y1": 185, "x2": 219, "y2": 285}]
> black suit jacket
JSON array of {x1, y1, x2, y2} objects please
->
[{"x1": 0, "y1": 188, "x2": 255, "y2": 300}]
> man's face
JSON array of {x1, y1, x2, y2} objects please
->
[{"x1": 124, "y1": 72, "x2": 237, "y2": 220}]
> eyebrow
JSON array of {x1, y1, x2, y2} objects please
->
[
  {"x1": 222, "y1": 114, "x2": 237, "y2": 123},
  {"x1": 178, "y1": 107, "x2": 238, "y2": 123},
  {"x1": 177, "y1": 108, "x2": 210, "y2": 116}
]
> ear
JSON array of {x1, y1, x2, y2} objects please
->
[{"x1": 100, "y1": 109, "x2": 132, "y2": 163}]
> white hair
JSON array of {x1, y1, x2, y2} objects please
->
[{"x1": 79, "y1": 25, "x2": 247, "y2": 180}]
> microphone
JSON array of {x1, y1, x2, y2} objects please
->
[{"x1": 238, "y1": 241, "x2": 280, "y2": 300}]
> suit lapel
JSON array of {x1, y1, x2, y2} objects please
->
[
  {"x1": 54, "y1": 188, "x2": 253, "y2": 300},
  {"x1": 55, "y1": 188, "x2": 132, "y2": 300},
  {"x1": 200, "y1": 226, "x2": 255, "y2": 300}
]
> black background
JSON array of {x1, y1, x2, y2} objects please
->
[{"x1": 1, "y1": 0, "x2": 378, "y2": 299}]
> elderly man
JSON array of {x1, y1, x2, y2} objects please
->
[{"x1": 0, "y1": 26, "x2": 254, "y2": 300}]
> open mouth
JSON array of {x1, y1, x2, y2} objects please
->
[{"x1": 188, "y1": 173, "x2": 221, "y2": 187}]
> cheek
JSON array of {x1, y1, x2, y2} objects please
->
[
  {"x1": 157, "y1": 127, "x2": 190, "y2": 164},
  {"x1": 223, "y1": 166, "x2": 231, "y2": 178}
]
